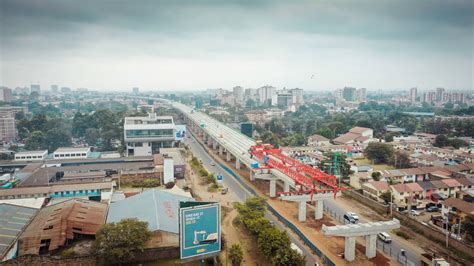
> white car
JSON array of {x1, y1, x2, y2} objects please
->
[
  {"x1": 210, "y1": 161, "x2": 216, "y2": 166},
  {"x1": 346, "y1": 212, "x2": 359, "y2": 221},
  {"x1": 377, "y1": 232, "x2": 392, "y2": 243},
  {"x1": 410, "y1": 209, "x2": 420, "y2": 216}
]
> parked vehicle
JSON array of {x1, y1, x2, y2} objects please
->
[
  {"x1": 210, "y1": 161, "x2": 216, "y2": 166},
  {"x1": 377, "y1": 232, "x2": 392, "y2": 243},
  {"x1": 410, "y1": 209, "x2": 421, "y2": 216},
  {"x1": 343, "y1": 214, "x2": 357, "y2": 224},
  {"x1": 346, "y1": 212, "x2": 359, "y2": 221},
  {"x1": 427, "y1": 206, "x2": 439, "y2": 212},
  {"x1": 290, "y1": 243, "x2": 303, "y2": 255},
  {"x1": 221, "y1": 188, "x2": 228, "y2": 194}
]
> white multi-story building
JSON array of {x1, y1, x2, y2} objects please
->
[
  {"x1": 233, "y1": 86, "x2": 244, "y2": 104},
  {"x1": 15, "y1": 150, "x2": 48, "y2": 162},
  {"x1": 290, "y1": 88, "x2": 303, "y2": 105},
  {"x1": 124, "y1": 113, "x2": 175, "y2": 156},
  {"x1": 258, "y1": 85, "x2": 276, "y2": 105}
]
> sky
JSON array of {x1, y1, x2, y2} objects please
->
[{"x1": 0, "y1": 0, "x2": 473, "y2": 91}]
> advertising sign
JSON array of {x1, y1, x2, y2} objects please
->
[
  {"x1": 180, "y1": 203, "x2": 221, "y2": 260},
  {"x1": 175, "y1": 125, "x2": 187, "y2": 141},
  {"x1": 163, "y1": 159, "x2": 174, "y2": 184},
  {"x1": 216, "y1": 174, "x2": 223, "y2": 183}
]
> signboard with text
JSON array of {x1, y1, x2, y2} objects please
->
[{"x1": 179, "y1": 203, "x2": 221, "y2": 260}]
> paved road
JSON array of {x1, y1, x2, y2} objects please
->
[
  {"x1": 184, "y1": 135, "x2": 320, "y2": 266},
  {"x1": 324, "y1": 199, "x2": 420, "y2": 266}
]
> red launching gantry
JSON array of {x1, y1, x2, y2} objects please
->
[{"x1": 250, "y1": 143, "x2": 346, "y2": 198}]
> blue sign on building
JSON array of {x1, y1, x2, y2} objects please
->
[
  {"x1": 179, "y1": 203, "x2": 221, "y2": 260},
  {"x1": 216, "y1": 174, "x2": 223, "y2": 183}
]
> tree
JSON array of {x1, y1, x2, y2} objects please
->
[
  {"x1": 434, "y1": 134, "x2": 449, "y2": 147},
  {"x1": 273, "y1": 246, "x2": 305, "y2": 266},
  {"x1": 371, "y1": 172, "x2": 382, "y2": 181},
  {"x1": 380, "y1": 191, "x2": 392, "y2": 203},
  {"x1": 93, "y1": 218, "x2": 151, "y2": 264},
  {"x1": 257, "y1": 227, "x2": 291, "y2": 258},
  {"x1": 228, "y1": 243, "x2": 244, "y2": 266},
  {"x1": 25, "y1": 131, "x2": 46, "y2": 150},
  {"x1": 393, "y1": 151, "x2": 411, "y2": 168},
  {"x1": 364, "y1": 142, "x2": 394, "y2": 164}
]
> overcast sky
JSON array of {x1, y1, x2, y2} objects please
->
[{"x1": 0, "y1": 0, "x2": 473, "y2": 91}]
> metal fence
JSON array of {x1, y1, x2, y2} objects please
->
[{"x1": 218, "y1": 162, "x2": 336, "y2": 266}]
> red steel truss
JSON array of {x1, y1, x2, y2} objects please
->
[{"x1": 250, "y1": 144, "x2": 343, "y2": 196}]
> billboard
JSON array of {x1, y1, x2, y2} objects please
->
[
  {"x1": 175, "y1": 125, "x2": 187, "y2": 141},
  {"x1": 164, "y1": 158, "x2": 174, "y2": 184},
  {"x1": 180, "y1": 203, "x2": 221, "y2": 260},
  {"x1": 240, "y1": 122, "x2": 254, "y2": 138}
]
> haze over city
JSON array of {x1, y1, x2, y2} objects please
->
[{"x1": 1, "y1": 0, "x2": 473, "y2": 91}]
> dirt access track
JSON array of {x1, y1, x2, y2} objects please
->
[{"x1": 198, "y1": 138, "x2": 392, "y2": 266}]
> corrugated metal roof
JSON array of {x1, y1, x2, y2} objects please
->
[
  {"x1": 0, "y1": 204, "x2": 37, "y2": 258},
  {"x1": 107, "y1": 189, "x2": 194, "y2": 233}
]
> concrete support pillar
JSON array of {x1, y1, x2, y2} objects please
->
[
  {"x1": 284, "y1": 182, "x2": 290, "y2": 193},
  {"x1": 250, "y1": 170, "x2": 255, "y2": 181},
  {"x1": 269, "y1": 179, "x2": 276, "y2": 198},
  {"x1": 315, "y1": 200, "x2": 323, "y2": 220},
  {"x1": 212, "y1": 141, "x2": 217, "y2": 150},
  {"x1": 219, "y1": 146, "x2": 223, "y2": 156},
  {"x1": 344, "y1": 236, "x2": 356, "y2": 262},
  {"x1": 365, "y1": 234, "x2": 377, "y2": 259},
  {"x1": 298, "y1": 201, "x2": 307, "y2": 222},
  {"x1": 235, "y1": 159, "x2": 241, "y2": 169},
  {"x1": 207, "y1": 138, "x2": 212, "y2": 146},
  {"x1": 226, "y1": 152, "x2": 231, "y2": 162}
]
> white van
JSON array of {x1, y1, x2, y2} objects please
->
[{"x1": 377, "y1": 232, "x2": 392, "y2": 243}]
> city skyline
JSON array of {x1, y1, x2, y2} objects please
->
[{"x1": 1, "y1": 0, "x2": 473, "y2": 91}]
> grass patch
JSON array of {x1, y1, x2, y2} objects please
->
[
  {"x1": 394, "y1": 230, "x2": 411, "y2": 240},
  {"x1": 60, "y1": 247, "x2": 76, "y2": 258}
]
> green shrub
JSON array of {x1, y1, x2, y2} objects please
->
[{"x1": 61, "y1": 247, "x2": 76, "y2": 258}]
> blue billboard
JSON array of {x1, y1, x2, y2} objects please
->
[
  {"x1": 179, "y1": 203, "x2": 221, "y2": 260},
  {"x1": 175, "y1": 125, "x2": 187, "y2": 141}
]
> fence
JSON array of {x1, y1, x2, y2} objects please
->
[
  {"x1": 341, "y1": 190, "x2": 389, "y2": 214},
  {"x1": 218, "y1": 162, "x2": 336, "y2": 266}
]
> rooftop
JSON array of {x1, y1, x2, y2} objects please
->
[
  {"x1": 19, "y1": 199, "x2": 107, "y2": 255},
  {"x1": 107, "y1": 189, "x2": 194, "y2": 233},
  {"x1": 0, "y1": 204, "x2": 37, "y2": 258},
  {"x1": 54, "y1": 147, "x2": 91, "y2": 153},
  {"x1": 15, "y1": 150, "x2": 48, "y2": 156},
  {"x1": 443, "y1": 198, "x2": 474, "y2": 215}
]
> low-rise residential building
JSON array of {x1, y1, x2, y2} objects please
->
[
  {"x1": 442, "y1": 198, "x2": 474, "y2": 226},
  {"x1": 390, "y1": 183, "x2": 423, "y2": 209},
  {"x1": 362, "y1": 181, "x2": 390, "y2": 200},
  {"x1": 53, "y1": 147, "x2": 91, "y2": 160},
  {"x1": 19, "y1": 199, "x2": 107, "y2": 255},
  {"x1": 14, "y1": 150, "x2": 48, "y2": 162},
  {"x1": 307, "y1": 134, "x2": 330, "y2": 147}
]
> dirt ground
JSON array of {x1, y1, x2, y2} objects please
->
[{"x1": 182, "y1": 146, "x2": 266, "y2": 266}]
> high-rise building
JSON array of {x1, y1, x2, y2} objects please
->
[
  {"x1": 132, "y1": 87, "x2": 139, "y2": 94},
  {"x1": 0, "y1": 116, "x2": 16, "y2": 143},
  {"x1": 276, "y1": 93, "x2": 293, "y2": 108},
  {"x1": 233, "y1": 86, "x2": 244, "y2": 104},
  {"x1": 14, "y1": 87, "x2": 30, "y2": 95},
  {"x1": 0, "y1": 87, "x2": 12, "y2": 102},
  {"x1": 51, "y1": 85, "x2": 59, "y2": 93},
  {"x1": 423, "y1": 91, "x2": 436, "y2": 103},
  {"x1": 61, "y1": 87, "x2": 71, "y2": 93},
  {"x1": 356, "y1": 88, "x2": 367, "y2": 101},
  {"x1": 30, "y1": 84, "x2": 41, "y2": 94},
  {"x1": 342, "y1": 87, "x2": 356, "y2": 101},
  {"x1": 290, "y1": 88, "x2": 304, "y2": 105},
  {"x1": 436, "y1": 87, "x2": 445, "y2": 102},
  {"x1": 257, "y1": 85, "x2": 276, "y2": 105},
  {"x1": 410, "y1": 87, "x2": 417, "y2": 102}
]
